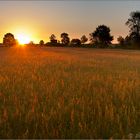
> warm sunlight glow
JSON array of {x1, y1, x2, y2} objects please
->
[{"x1": 16, "y1": 33, "x2": 30, "y2": 44}]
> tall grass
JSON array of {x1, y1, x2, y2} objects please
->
[{"x1": 0, "y1": 47, "x2": 139, "y2": 138}]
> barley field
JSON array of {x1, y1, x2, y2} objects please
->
[{"x1": 0, "y1": 46, "x2": 139, "y2": 139}]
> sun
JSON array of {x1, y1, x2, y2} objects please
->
[{"x1": 16, "y1": 33, "x2": 30, "y2": 45}]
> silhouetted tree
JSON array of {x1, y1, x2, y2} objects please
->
[
  {"x1": 61, "y1": 33, "x2": 70, "y2": 46},
  {"x1": 30, "y1": 41, "x2": 34, "y2": 44},
  {"x1": 39, "y1": 40, "x2": 44, "y2": 46},
  {"x1": 49, "y1": 34, "x2": 57, "y2": 43},
  {"x1": 126, "y1": 11, "x2": 140, "y2": 36},
  {"x1": 117, "y1": 36, "x2": 125, "y2": 45},
  {"x1": 81, "y1": 35, "x2": 88, "y2": 44},
  {"x1": 27, "y1": 41, "x2": 35, "y2": 47},
  {"x1": 126, "y1": 11, "x2": 140, "y2": 45},
  {"x1": 89, "y1": 33, "x2": 96, "y2": 44},
  {"x1": 3, "y1": 33, "x2": 16, "y2": 47},
  {"x1": 130, "y1": 32, "x2": 140, "y2": 43},
  {"x1": 70, "y1": 39, "x2": 81, "y2": 46},
  {"x1": 90, "y1": 25, "x2": 113, "y2": 47},
  {"x1": 123, "y1": 35, "x2": 131, "y2": 46}
]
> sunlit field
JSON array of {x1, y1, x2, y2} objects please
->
[{"x1": 0, "y1": 46, "x2": 140, "y2": 139}]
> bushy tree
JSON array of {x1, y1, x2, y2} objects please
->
[
  {"x1": 126, "y1": 11, "x2": 140, "y2": 46},
  {"x1": 50, "y1": 34, "x2": 57, "y2": 43},
  {"x1": 126, "y1": 11, "x2": 140, "y2": 36},
  {"x1": 89, "y1": 33, "x2": 96, "y2": 44},
  {"x1": 28, "y1": 41, "x2": 35, "y2": 46},
  {"x1": 39, "y1": 40, "x2": 44, "y2": 46},
  {"x1": 70, "y1": 39, "x2": 81, "y2": 46},
  {"x1": 3, "y1": 33, "x2": 16, "y2": 47},
  {"x1": 117, "y1": 36, "x2": 125, "y2": 45},
  {"x1": 90, "y1": 25, "x2": 113, "y2": 47},
  {"x1": 81, "y1": 35, "x2": 88, "y2": 44},
  {"x1": 61, "y1": 33, "x2": 70, "y2": 46}
]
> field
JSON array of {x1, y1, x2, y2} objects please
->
[{"x1": 0, "y1": 46, "x2": 140, "y2": 139}]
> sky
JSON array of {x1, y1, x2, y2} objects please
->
[{"x1": 0, "y1": 0, "x2": 140, "y2": 44}]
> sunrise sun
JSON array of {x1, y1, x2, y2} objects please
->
[{"x1": 16, "y1": 33, "x2": 30, "y2": 45}]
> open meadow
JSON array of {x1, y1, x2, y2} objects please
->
[{"x1": 0, "y1": 46, "x2": 140, "y2": 138}]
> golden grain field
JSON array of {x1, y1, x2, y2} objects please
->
[{"x1": 0, "y1": 46, "x2": 140, "y2": 139}]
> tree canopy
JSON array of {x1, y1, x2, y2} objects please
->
[
  {"x1": 61, "y1": 33, "x2": 70, "y2": 45},
  {"x1": 50, "y1": 34, "x2": 57, "y2": 43},
  {"x1": 81, "y1": 35, "x2": 88, "y2": 44},
  {"x1": 126, "y1": 11, "x2": 140, "y2": 45},
  {"x1": 3, "y1": 33, "x2": 16, "y2": 47},
  {"x1": 90, "y1": 25, "x2": 113, "y2": 47},
  {"x1": 117, "y1": 36, "x2": 125, "y2": 46},
  {"x1": 39, "y1": 40, "x2": 44, "y2": 46},
  {"x1": 126, "y1": 11, "x2": 140, "y2": 36}
]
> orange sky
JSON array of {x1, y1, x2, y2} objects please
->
[{"x1": 0, "y1": 1, "x2": 140, "y2": 44}]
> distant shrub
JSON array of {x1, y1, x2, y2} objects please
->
[
  {"x1": 39, "y1": 40, "x2": 45, "y2": 46},
  {"x1": 70, "y1": 39, "x2": 81, "y2": 47},
  {"x1": 45, "y1": 42, "x2": 62, "y2": 47}
]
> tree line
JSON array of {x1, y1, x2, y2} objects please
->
[{"x1": 1, "y1": 11, "x2": 140, "y2": 49}]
